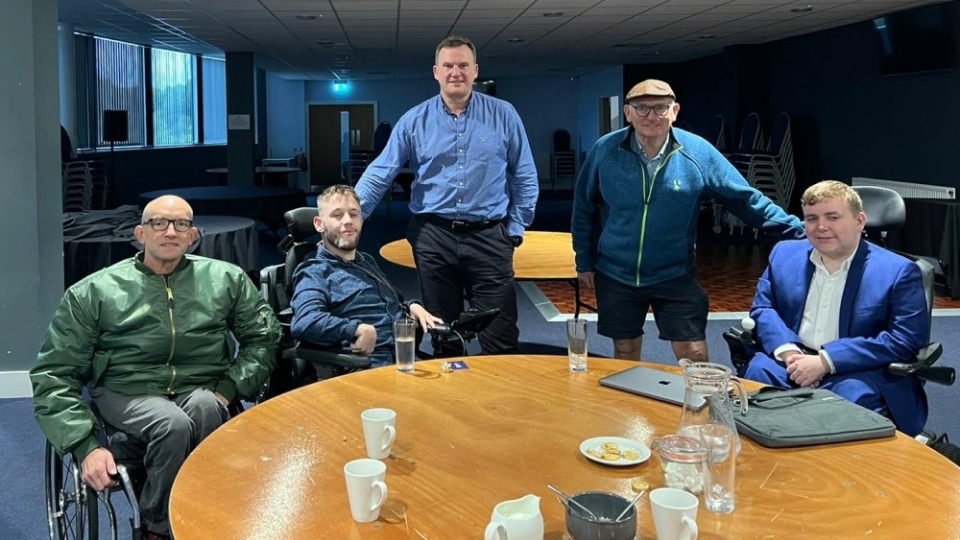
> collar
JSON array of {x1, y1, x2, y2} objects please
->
[{"x1": 809, "y1": 244, "x2": 858, "y2": 274}]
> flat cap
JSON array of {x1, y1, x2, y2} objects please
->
[{"x1": 625, "y1": 79, "x2": 676, "y2": 101}]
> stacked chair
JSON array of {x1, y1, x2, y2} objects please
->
[
  {"x1": 62, "y1": 161, "x2": 92, "y2": 212},
  {"x1": 62, "y1": 160, "x2": 108, "y2": 212},
  {"x1": 713, "y1": 112, "x2": 797, "y2": 236},
  {"x1": 549, "y1": 129, "x2": 576, "y2": 190},
  {"x1": 728, "y1": 113, "x2": 796, "y2": 211}
]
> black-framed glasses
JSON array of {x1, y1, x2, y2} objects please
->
[
  {"x1": 143, "y1": 217, "x2": 193, "y2": 232},
  {"x1": 628, "y1": 102, "x2": 673, "y2": 117}
]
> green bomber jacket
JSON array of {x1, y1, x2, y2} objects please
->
[{"x1": 30, "y1": 253, "x2": 281, "y2": 460}]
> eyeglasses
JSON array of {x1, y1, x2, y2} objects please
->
[
  {"x1": 143, "y1": 217, "x2": 193, "y2": 232},
  {"x1": 628, "y1": 102, "x2": 673, "y2": 117}
]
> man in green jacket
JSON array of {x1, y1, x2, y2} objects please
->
[{"x1": 31, "y1": 195, "x2": 281, "y2": 540}]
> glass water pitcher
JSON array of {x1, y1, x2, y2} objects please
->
[{"x1": 677, "y1": 358, "x2": 748, "y2": 454}]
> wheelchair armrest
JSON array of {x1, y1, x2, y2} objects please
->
[
  {"x1": 888, "y1": 342, "x2": 956, "y2": 386},
  {"x1": 289, "y1": 341, "x2": 372, "y2": 370},
  {"x1": 722, "y1": 319, "x2": 758, "y2": 372}
]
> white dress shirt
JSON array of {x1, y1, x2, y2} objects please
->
[{"x1": 773, "y1": 246, "x2": 858, "y2": 372}]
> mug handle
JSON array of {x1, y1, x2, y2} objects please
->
[
  {"x1": 681, "y1": 515, "x2": 699, "y2": 540},
  {"x1": 483, "y1": 522, "x2": 508, "y2": 540},
  {"x1": 382, "y1": 425, "x2": 397, "y2": 453},
  {"x1": 370, "y1": 480, "x2": 388, "y2": 512}
]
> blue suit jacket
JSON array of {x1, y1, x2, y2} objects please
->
[{"x1": 749, "y1": 239, "x2": 929, "y2": 435}]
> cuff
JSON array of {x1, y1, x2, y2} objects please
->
[
  {"x1": 214, "y1": 380, "x2": 237, "y2": 403},
  {"x1": 72, "y1": 435, "x2": 103, "y2": 463},
  {"x1": 342, "y1": 320, "x2": 361, "y2": 343},
  {"x1": 403, "y1": 300, "x2": 422, "y2": 315},
  {"x1": 818, "y1": 349, "x2": 836, "y2": 374},
  {"x1": 773, "y1": 343, "x2": 803, "y2": 362}
]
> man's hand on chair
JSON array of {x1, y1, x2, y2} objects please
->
[
  {"x1": 409, "y1": 304, "x2": 443, "y2": 332},
  {"x1": 81, "y1": 447, "x2": 118, "y2": 492},
  {"x1": 352, "y1": 324, "x2": 377, "y2": 355}
]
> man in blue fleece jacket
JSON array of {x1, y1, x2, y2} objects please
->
[{"x1": 572, "y1": 79, "x2": 804, "y2": 362}]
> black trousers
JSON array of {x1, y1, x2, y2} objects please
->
[{"x1": 406, "y1": 215, "x2": 520, "y2": 355}]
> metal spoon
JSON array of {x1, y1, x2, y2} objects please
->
[
  {"x1": 546, "y1": 484, "x2": 600, "y2": 521},
  {"x1": 613, "y1": 489, "x2": 646, "y2": 522}
]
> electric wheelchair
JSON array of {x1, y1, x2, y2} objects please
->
[
  {"x1": 724, "y1": 186, "x2": 955, "y2": 434},
  {"x1": 258, "y1": 207, "x2": 496, "y2": 398}
]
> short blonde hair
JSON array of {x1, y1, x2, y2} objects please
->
[
  {"x1": 316, "y1": 184, "x2": 360, "y2": 212},
  {"x1": 800, "y1": 180, "x2": 863, "y2": 214}
]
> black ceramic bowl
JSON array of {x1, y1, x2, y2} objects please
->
[{"x1": 565, "y1": 490, "x2": 638, "y2": 540}]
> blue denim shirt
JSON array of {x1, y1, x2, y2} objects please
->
[
  {"x1": 290, "y1": 245, "x2": 408, "y2": 367},
  {"x1": 354, "y1": 92, "x2": 539, "y2": 238}
]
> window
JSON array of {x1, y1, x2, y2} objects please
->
[
  {"x1": 202, "y1": 57, "x2": 227, "y2": 144},
  {"x1": 93, "y1": 37, "x2": 146, "y2": 147},
  {"x1": 151, "y1": 48, "x2": 198, "y2": 146},
  {"x1": 74, "y1": 34, "x2": 228, "y2": 150}
]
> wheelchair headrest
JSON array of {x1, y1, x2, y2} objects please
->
[
  {"x1": 283, "y1": 207, "x2": 319, "y2": 242},
  {"x1": 852, "y1": 186, "x2": 905, "y2": 231}
]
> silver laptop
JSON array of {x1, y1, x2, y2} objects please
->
[{"x1": 598, "y1": 365, "x2": 705, "y2": 409}]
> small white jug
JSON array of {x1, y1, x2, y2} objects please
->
[{"x1": 484, "y1": 494, "x2": 544, "y2": 540}]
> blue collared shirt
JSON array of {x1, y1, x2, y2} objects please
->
[{"x1": 355, "y1": 92, "x2": 539, "y2": 238}]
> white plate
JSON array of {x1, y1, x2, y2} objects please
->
[{"x1": 579, "y1": 436, "x2": 651, "y2": 466}]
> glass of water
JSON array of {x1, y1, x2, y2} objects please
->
[
  {"x1": 566, "y1": 318, "x2": 588, "y2": 372},
  {"x1": 699, "y1": 423, "x2": 736, "y2": 513},
  {"x1": 393, "y1": 318, "x2": 417, "y2": 372}
]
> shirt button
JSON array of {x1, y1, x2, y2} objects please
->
[
  {"x1": 459, "y1": 149, "x2": 463, "y2": 153},
  {"x1": 457, "y1": 199, "x2": 462, "y2": 203},
  {"x1": 459, "y1": 165, "x2": 463, "y2": 169}
]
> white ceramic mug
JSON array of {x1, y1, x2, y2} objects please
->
[
  {"x1": 343, "y1": 458, "x2": 388, "y2": 523},
  {"x1": 361, "y1": 408, "x2": 396, "y2": 459},
  {"x1": 650, "y1": 487, "x2": 699, "y2": 540}
]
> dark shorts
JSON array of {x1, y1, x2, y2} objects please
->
[{"x1": 594, "y1": 271, "x2": 708, "y2": 342}]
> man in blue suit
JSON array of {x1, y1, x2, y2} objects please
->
[{"x1": 743, "y1": 180, "x2": 929, "y2": 435}]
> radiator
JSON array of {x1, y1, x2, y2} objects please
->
[{"x1": 851, "y1": 177, "x2": 956, "y2": 200}]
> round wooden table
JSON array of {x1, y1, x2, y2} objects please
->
[
  {"x1": 380, "y1": 231, "x2": 593, "y2": 316},
  {"x1": 169, "y1": 356, "x2": 960, "y2": 539}
]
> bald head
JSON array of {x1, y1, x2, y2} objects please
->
[
  {"x1": 142, "y1": 195, "x2": 194, "y2": 222},
  {"x1": 135, "y1": 195, "x2": 197, "y2": 274}
]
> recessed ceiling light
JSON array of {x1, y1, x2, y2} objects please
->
[
  {"x1": 294, "y1": 14, "x2": 321, "y2": 20},
  {"x1": 543, "y1": 12, "x2": 564, "y2": 17},
  {"x1": 507, "y1": 38, "x2": 524, "y2": 43},
  {"x1": 698, "y1": 34, "x2": 716, "y2": 39},
  {"x1": 790, "y1": 5, "x2": 813, "y2": 13}
]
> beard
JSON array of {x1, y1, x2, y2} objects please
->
[{"x1": 322, "y1": 228, "x2": 359, "y2": 251}]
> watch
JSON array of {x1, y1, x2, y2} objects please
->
[{"x1": 510, "y1": 235, "x2": 523, "y2": 248}]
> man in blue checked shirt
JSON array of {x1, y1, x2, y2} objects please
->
[{"x1": 355, "y1": 35, "x2": 539, "y2": 356}]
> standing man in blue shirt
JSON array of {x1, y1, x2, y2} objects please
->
[{"x1": 354, "y1": 35, "x2": 539, "y2": 355}]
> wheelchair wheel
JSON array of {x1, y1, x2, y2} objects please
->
[
  {"x1": 44, "y1": 443, "x2": 99, "y2": 540},
  {"x1": 44, "y1": 443, "x2": 119, "y2": 540}
]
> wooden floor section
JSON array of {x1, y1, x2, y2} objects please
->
[{"x1": 533, "y1": 244, "x2": 960, "y2": 314}]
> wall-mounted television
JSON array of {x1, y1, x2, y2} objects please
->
[{"x1": 873, "y1": 2, "x2": 956, "y2": 76}]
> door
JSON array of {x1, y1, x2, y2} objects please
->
[{"x1": 308, "y1": 104, "x2": 375, "y2": 187}]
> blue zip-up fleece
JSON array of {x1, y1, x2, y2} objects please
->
[
  {"x1": 290, "y1": 245, "x2": 410, "y2": 367},
  {"x1": 572, "y1": 126, "x2": 804, "y2": 288}
]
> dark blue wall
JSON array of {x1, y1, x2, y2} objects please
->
[{"x1": 625, "y1": 0, "x2": 960, "y2": 202}]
